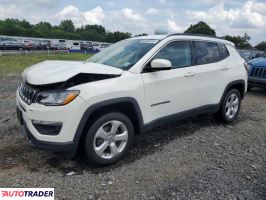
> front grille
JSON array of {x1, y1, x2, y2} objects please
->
[
  {"x1": 250, "y1": 67, "x2": 266, "y2": 78},
  {"x1": 19, "y1": 82, "x2": 39, "y2": 105}
]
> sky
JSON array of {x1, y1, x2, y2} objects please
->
[{"x1": 0, "y1": 0, "x2": 266, "y2": 45}]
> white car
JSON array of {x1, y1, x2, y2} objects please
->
[
  {"x1": 50, "y1": 39, "x2": 67, "y2": 50},
  {"x1": 16, "y1": 34, "x2": 247, "y2": 165},
  {"x1": 92, "y1": 42, "x2": 101, "y2": 51},
  {"x1": 71, "y1": 42, "x2": 81, "y2": 50}
]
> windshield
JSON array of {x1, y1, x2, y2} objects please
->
[
  {"x1": 87, "y1": 39, "x2": 159, "y2": 70},
  {"x1": 239, "y1": 51, "x2": 251, "y2": 61}
]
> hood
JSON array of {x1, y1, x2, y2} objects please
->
[
  {"x1": 248, "y1": 57, "x2": 266, "y2": 67},
  {"x1": 22, "y1": 60, "x2": 123, "y2": 85}
]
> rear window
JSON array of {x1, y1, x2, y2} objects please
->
[
  {"x1": 218, "y1": 43, "x2": 229, "y2": 60},
  {"x1": 194, "y1": 41, "x2": 220, "y2": 65}
]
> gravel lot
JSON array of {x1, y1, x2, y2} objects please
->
[{"x1": 0, "y1": 74, "x2": 265, "y2": 200}]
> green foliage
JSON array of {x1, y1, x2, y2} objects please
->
[
  {"x1": 134, "y1": 33, "x2": 148, "y2": 37},
  {"x1": 59, "y1": 20, "x2": 75, "y2": 32},
  {"x1": 0, "y1": 18, "x2": 131, "y2": 43},
  {"x1": 224, "y1": 33, "x2": 252, "y2": 49},
  {"x1": 255, "y1": 41, "x2": 266, "y2": 51},
  {"x1": 184, "y1": 21, "x2": 216, "y2": 36}
]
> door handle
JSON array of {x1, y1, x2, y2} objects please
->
[
  {"x1": 220, "y1": 66, "x2": 229, "y2": 71},
  {"x1": 184, "y1": 72, "x2": 196, "y2": 77}
]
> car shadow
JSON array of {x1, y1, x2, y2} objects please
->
[
  {"x1": 45, "y1": 114, "x2": 222, "y2": 175},
  {"x1": 247, "y1": 87, "x2": 266, "y2": 97}
]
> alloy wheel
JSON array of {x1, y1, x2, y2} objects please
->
[
  {"x1": 225, "y1": 93, "x2": 239, "y2": 119},
  {"x1": 93, "y1": 120, "x2": 128, "y2": 159}
]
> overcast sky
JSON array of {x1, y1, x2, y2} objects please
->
[{"x1": 0, "y1": 0, "x2": 266, "y2": 44}]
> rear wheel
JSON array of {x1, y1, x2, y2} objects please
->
[
  {"x1": 218, "y1": 89, "x2": 241, "y2": 123},
  {"x1": 84, "y1": 112, "x2": 134, "y2": 165}
]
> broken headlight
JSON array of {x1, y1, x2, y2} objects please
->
[{"x1": 36, "y1": 90, "x2": 79, "y2": 106}]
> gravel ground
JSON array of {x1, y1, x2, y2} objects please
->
[{"x1": 0, "y1": 74, "x2": 265, "y2": 200}]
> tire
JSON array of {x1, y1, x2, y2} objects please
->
[
  {"x1": 218, "y1": 89, "x2": 241, "y2": 123},
  {"x1": 84, "y1": 112, "x2": 134, "y2": 165}
]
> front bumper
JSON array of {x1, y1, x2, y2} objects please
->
[
  {"x1": 248, "y1": 77, "x2": 266, "y2": 88},
  {"x1": 16, "y1": 89, "x2": 88, "y2": 156},
  {"x1": 20, "y1": 114, "x2": 76, "y2": 155}
]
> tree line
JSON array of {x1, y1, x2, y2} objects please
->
[
  {"x1": 0, "y1": 18, "x2": 265, "y2": 50},
  {"x1": 0, "y1": 19, "x2": 131, "y2": 43},
  {"x1": 185, "y1": 21, "x2": 266, "y2": 51}
]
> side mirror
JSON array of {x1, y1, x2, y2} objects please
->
[{"x1": 151, "y1": 59, "x2": 172, "y2": 70}]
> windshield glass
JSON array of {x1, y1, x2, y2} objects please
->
[
  {"x1": 239, "y1": 51, "x2": 251, "y2": 61},
  {"x1": 87, "y1": 39, "x2": 159, "y2": 70}
]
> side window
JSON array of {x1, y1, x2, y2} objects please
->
[
  {"x1": 194, "y1": 41, "x2": 220, "y2": 65},
  {"x1": 152, "y1": 41, "x2": 192, "y2": 69},
  {"x1": 218, "y1": 43, "x2": 229, "y2": 60}
]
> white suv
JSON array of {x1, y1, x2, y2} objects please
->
[{"x1": 16, "y1": 34, "x2": 247, "y2": 165}]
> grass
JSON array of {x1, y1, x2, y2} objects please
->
[{"x1": 0, "y1": 53, "x2": 93, "y2": 74}]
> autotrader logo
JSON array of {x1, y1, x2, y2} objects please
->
[{"x1": 0, "y1": 188, "x2": 54, "y2": 199}]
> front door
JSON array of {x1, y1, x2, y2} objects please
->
[{"x1": 141, "y1": 41, "x2": 197, "y2": 124}]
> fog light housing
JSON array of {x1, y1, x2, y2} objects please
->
[{"x1": 32, "y1": 120, "x2": 62, "y2": 135}]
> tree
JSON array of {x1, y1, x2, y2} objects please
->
[
  {"x1": 184, "y1": 21, "x2": 216, "y2": 36},
  {"x1": 0, "y1": 18, "x2": 132, "y2": 43},
  {"x1": 0, "y1": 18, "x2": 24, "y2": 36},
  {"x1": 255, "y1": 41, "x2": 266, "y2": 51},
  {"x1": 106, "y1": 31, "x2": 131, "y2": 43},
  {"x1": 35, "y1": 22, "x2": 52, "y2": 32},
  {"x1": 84, "y1": 25, "x2": 106, "y2": 34},
  {"x1": 59, "y1": 20, "x2": 75, "y2": 32},
  {"x1": 224, "y1": 33, "x2": 252, "y2": 49},
  {"x1": 134, "y1": 33, "x2": 148, "y2": 37}
]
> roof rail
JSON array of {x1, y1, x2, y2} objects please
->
[{"x1": 167, "y1": 33, "x2": 225, "y2": 40}]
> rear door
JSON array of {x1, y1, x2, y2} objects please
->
[
  {"x1": 193, "y1": 41, "x2": 231, "y2": 107},
  {"x1": 141, "y1": 41, "x2": 197, "y2": 123}
]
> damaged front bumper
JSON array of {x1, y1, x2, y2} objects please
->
[{"x1": 16, "y1": 88, "x2": 88, "y2": 157}]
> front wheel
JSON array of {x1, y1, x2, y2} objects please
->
[
  {"x1": 218, "y1": 89, "x2": 241, "y2": 123},
  {"x1": 84, "y1": 112, "x2": 134, "y2": 165}
]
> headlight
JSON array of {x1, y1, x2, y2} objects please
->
[{"x1": 36, "y1": 90, "x2": 79, "y2": 106}]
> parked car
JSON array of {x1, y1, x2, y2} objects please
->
[
  {"x1": 239, "y1": 49, "x2": 263, "y2": 61},
  {"x1": 0, "y1": 40, "x2": 25, "y2": 51},
  {"x1": 92, "y1": 42, "x2": 110, "y2": 51},
  {"x1": 99, "y1": 43, "x2": 110, "y2": 50},
  {"x1": 247, "y1": 51, "x2": 266, "y2": 89},
  {"x1": 71, "y1": 42, "x2": 81, "y2": 50},
  {"x1": 51, "y1": 39, "x2": 67, "y2": 50},
  {"x1": 36, "y1": 40, "x2": 51, "y2": 50},
  {"x1": 92, "y1": 42, "x2": 101, "y2": 51},
  {"x1": 21, "y1": 40, "x2": 33, "y2": 50},
  {"x1": 16, "y1": 34, "x2": 247, "y2": 165},
  {"x1": 81, "y1": 41, "x2": 93, "y2": 50}
]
